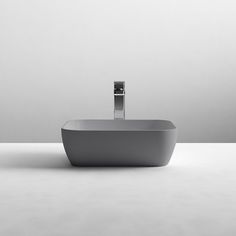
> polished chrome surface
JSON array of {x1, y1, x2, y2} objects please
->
[{"x1": 114, "y1": 81, "x2": 125, "y2": 120}]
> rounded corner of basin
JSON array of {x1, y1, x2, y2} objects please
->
[
  {"x1": 61, "y1": 120, "x2": 69, "y2": 129},
  {"x1": 61, "y1": 120, "x2": 76, "y2": 131},
  {"x1": 167, "y1": 120, "x2": 176, "y2": 127},
  {"x1": 156, "y1": 120, "x2": 177, "y2": 131},
  {"x1": 165, "y1": 120, "x2": 177, "y2": 131}
]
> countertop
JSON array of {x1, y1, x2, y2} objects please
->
[{"x1": 0, "y1": 144, "x2": 235, "y2": 236}]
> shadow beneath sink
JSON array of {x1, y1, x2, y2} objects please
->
[
  {"x1": 0, "y1": 151, "x2": 158, "y2": 170},
  {"x1": 0, "y1": 151, "x2": 71, "y2": 169}
]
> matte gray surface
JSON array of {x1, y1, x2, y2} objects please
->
[
  {"x1": 1, "y1": 0, "x2": 236, "y2": 142},
  {"x1": 62, "y1": 119, "x2": 176, "y2": 131},
  {"x1": 1, "y1": 143, "x2": 236, "y2": 236},
  {"x1": 62, "y1": 120, "x2": 177, "y2": 166}
]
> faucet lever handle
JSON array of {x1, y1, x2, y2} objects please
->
[{"x1": 114, "y1": 81, "x2": 125, "y2": 95}]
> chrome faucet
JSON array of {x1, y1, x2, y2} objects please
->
[{"x1": 114, "y1": 81, "x2": 125, "y2": 120}]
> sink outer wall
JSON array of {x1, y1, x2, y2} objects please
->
[{"x1": 61, "y1": 121, "x2": 177, "y2": 167}]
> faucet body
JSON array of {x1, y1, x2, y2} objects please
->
[{"x1": 114, "y1": 81, "x2": 125, "y2": 120}]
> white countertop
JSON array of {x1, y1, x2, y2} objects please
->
[{"x1": 0, "y1": 144, "x2": 235, "y2": 236}]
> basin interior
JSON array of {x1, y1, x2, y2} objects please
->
[{"x1": 62, "y1": 120, "x2": 176, "y2": 131}]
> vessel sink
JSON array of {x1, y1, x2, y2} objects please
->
[
  {"x1": 62, "y1": 119, "x2": 177, "y2": 166},
  {"x1": 62, "y1": 81, "x2": 177, "y2": 167}
]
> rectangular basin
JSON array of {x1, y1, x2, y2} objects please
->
[{"x1": 61, "y1": 120, "x2": 177, "y2": 167}]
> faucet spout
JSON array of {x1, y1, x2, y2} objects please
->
[{"x1": 114, "y1": 81, "x2": 125, "y2": 120}]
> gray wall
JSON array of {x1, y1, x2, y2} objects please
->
[{"x1": 0, "y1": 0, "x2": 236, "y2": 142}]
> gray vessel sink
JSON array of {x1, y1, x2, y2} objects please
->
[
  {"x1": 61, "y1": 81, "x2": 177, "y2": 167},
  {"x1": 62, "y1": 119, "x2": 177, "y2": 166}
]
